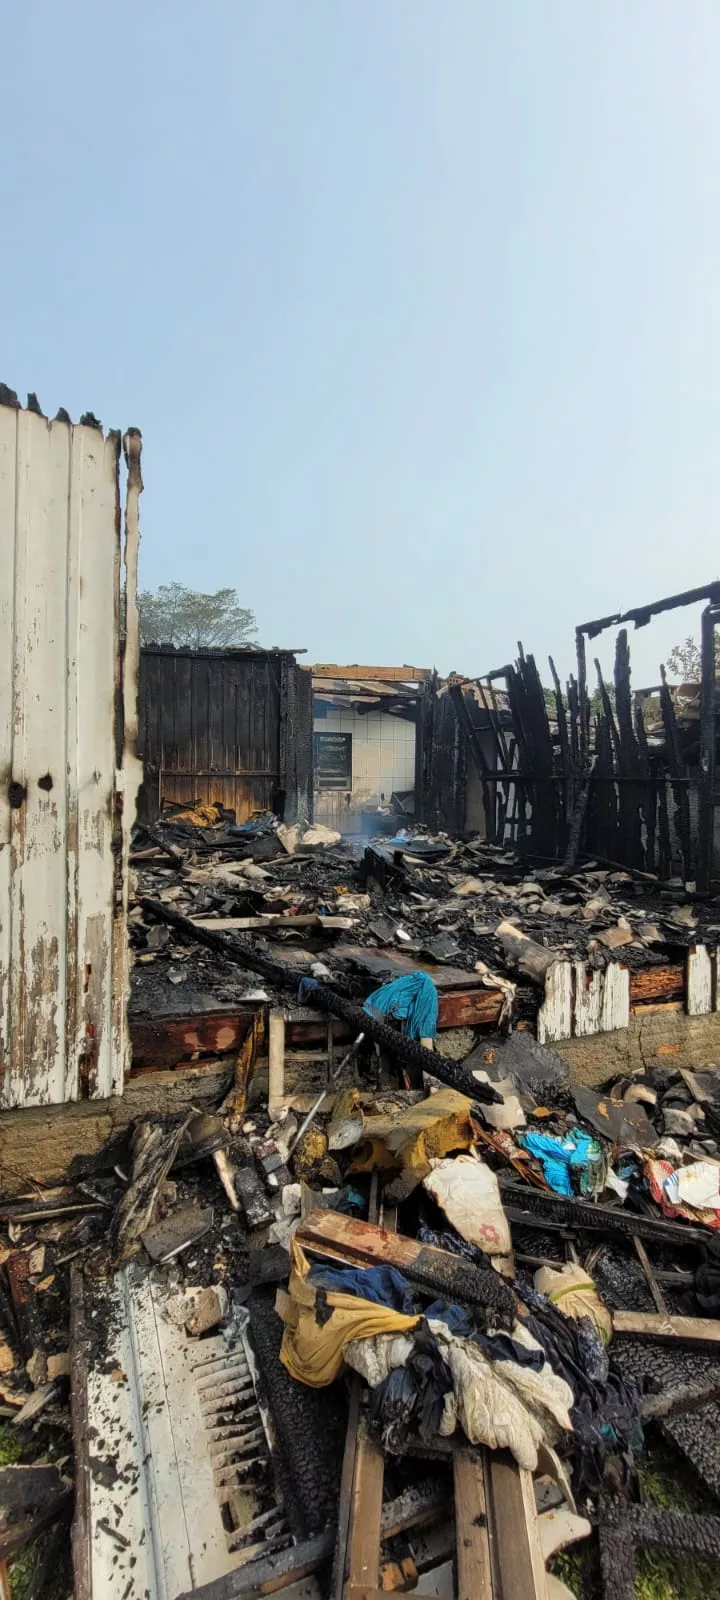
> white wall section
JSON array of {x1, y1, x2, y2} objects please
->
[{"x1": 0, "y1": 400, "x2": 141, "y2": 1106}]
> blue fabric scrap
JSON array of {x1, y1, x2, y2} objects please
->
[
  {"x1": 518, "y1": 1127, "x2": 601, "y2": 1197},
  {"x1": 308, "y1": 1262, "x2": 417, "y2": 1315},
  {"x1": 363, "y1": 971, "x2": 439, "y2": 1041}
]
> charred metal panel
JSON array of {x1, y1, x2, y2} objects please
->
[
  {"x1": 0, "y1": 398, "x2": 141, "y2": 1107},
  {"x1": 138, "y1": 648, "x2": 312, "y2": 824}
]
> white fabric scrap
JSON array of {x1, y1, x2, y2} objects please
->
[
  {"x1": 423, "y1": 1155, "x2": 512, "y2": 1256},
  {"x1": 344, "y1": 1332, "x2": 416, "y2": 1388},
  {"x1": 675, "y1": 1161, "x2": 720, "y2": 1210},
  {"x1": 474, "y1": 960, "x2": 517, "y2": 1025},
  {"x1": 342, "y1": 1315, "x2": 573, "y2": 1472}
]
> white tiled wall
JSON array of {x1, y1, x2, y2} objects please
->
[{"x1": 314, "y1": 707, "x2": 416, "y2": 830}]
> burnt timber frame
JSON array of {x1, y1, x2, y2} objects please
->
[{"x1": 441, "y1": 582, "x2": 720, "y2": 890}]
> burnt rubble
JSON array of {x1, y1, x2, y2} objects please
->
[{"x1": 4, "y1": 812, "x2": 720, "y2": 1598}]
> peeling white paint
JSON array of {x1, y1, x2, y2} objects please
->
[
  {"x1": 687, "y1": 944, "x2": 714, "y2": 1017},
  {"x1": 599, "y1": 962, "x2": 630, "y2": 1033},
  {"x1": 539, "y1": 958, "x2": 630, "y2": 1043},
  {"x1": 573, "y1": 963, "x2": 603, "y2": 1037},
  {"x1": 537, "y1": 962, "x2": 573, "y2": 1044},
  {"x1": 0, "y1": 402, "x2": 141, "y2": 1107}
]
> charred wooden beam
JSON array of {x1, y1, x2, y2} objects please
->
[
  {"x1": 578, "y1": 580, "x2": 720, "y2": 640},
  {"x1": 449, "y1": 684, "x2": 494, "y2": 840},
  {"x1": 698, "y1": 603, "x2": 719, "y2": 893},
  {"x1": 659, "y1": 664, "x2": 692, "y2": 876},
  {"x1": 139, "y1": 898, "x2": 502, "y2": 1103}
]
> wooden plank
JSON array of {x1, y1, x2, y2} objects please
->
[
  {"x1": 687, "y1": 946, "x2": 714, "y2": 1016},
  {"x1": 190, "y1": 914, "x2": 340, "y2": 932},
  {"x1": 613, "y1": 1311, "x2": 720, "y2": 1346},
  {"x1": 131, "y1": 1011, "x2": 254, "y2": 1068},
  {"x1": 573, "y1": 963, "x2": 603, "y2": 1036},
  {"x1": 631, "y1": 1000, "x2": 683, "y2": 1015},
  {"x1": 600, "y1": 963, "x2": 630, "y2": 1032},
  {"x1": 487, "y1": 1452, "x2": 547, "y2": 1600},
  {"x1": 344, "y1": 1418, "x2": 385, "y2": 1597},
  {"x1": 632, "y1": 1237, "x2": 667, "y2": 1315},
  {"x1": 298, "y1": 1211, "x2": 424, "y2": 1275},
  {"x1": 296, "y1": 1212, "x2": 510, "y2": 1299},
  {"x1": 268, "y1": 1011, "x2": 285, "y2": 1119},
  {"x1": 453, "y1": 1448, "x2": 494, "y2": 1600},
  {"x1": 312, "y1": 664, "x2": 431, "y2": 683},
  {"x1": 69, "y1": 1268, "x2": 92, "y2": 1600},
  {"x1": 336, "y1": 946, "x2": 488, "y2": 992},
  {"x1": 537, "y1": 963, "x2": 573, "y2": 1044},
  {"x1": 629, "y1": 964, "x2": 685, "y2": 1007},
  {"x1": 437, "y1": 989, "x2": 504, "y2": 1028},
  {"x1": 331, "y1": 1382, "x2": 362, "y2": 1599}
]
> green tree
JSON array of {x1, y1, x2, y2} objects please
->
[
  {"x1": 138, "y1": 584, "x2": 257, "y2": 649},
  {"x1": 666, "y1": 635, "x2": 720, "y2": 683},
  {"x1": 666, "y1": 636, "x2": 702, "y2": 681}
]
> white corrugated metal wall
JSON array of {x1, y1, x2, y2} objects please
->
[{"x1": 0, "y1": 399, "x2": 142, "y2": 1107}]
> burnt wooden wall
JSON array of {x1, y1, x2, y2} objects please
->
[
  {"x1": 439, "y1": 593, "x2": 720, "y2": 890},
  {"x1": 137, "y1": 648, "x2": 313, "y2": 825}
]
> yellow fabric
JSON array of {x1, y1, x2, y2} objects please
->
[
  {"x1": 168, "y1": 802, "x2": 224, "y2": 827},
  {"x1": 534, "y1": 1262, "x2": 613, "y2": 1346},
  {"x1": 349, "y1": 1088, "x2": 477, "y2": 1199},
  {"x1": 278, "y1": 1236, "x2": 420, "y2": 1386}
]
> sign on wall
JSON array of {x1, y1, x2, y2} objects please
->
[{"x1": 314, "y1": 732, "x2": 352, "y2": 789}]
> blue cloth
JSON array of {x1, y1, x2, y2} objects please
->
[
  {"x1": 308, "y1": 1263, "x2": 417, "y2": 1315},
  {"x1": 363, "y1": 971, "x2": 439, "y2": 1041},
  {"x1": 333, "y1": 1186, "x2": 367, "y2": 1218},
  {"x1": 518, "y1": 1127, "x2": 600, "y2": 1197},
  {"x1": 424, "y1": 1300, "x2": 474, "y2": 1336}
]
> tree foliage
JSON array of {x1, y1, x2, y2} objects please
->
[
  {"x1": 666, "y1": 634, "x2": 720, "y2": 683},
  {"x1": 138, "y1": 584, "x2": 257, "y2": 649},
  {"x1": 666, "y1": 635, "x2": 702, "y2": 681}
]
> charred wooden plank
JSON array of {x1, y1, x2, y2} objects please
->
[
  {"x1": 449, "y1": 684, "x2": 494, "y2": 838},
  {"x1": 698, "y1": 603, "x2": 719, "y2": 893},
  {"x1": 613, "y1": 630, "x2": 647, "y2": 870},
  {"x1": 131, "y1": 1011, "x2": 255, "y2": 1068},
  {"x1": 0, "y1": 1465, "x2": 72, "y2": 1560},
  {"x1": 296, "y1": 1211, "x2": 516, "y2": 1324},
  {"x1": 659, "y1": 664, "x2": 692, "y2": 876},
  {"x1": 6, "y1": 1253, "x2": 45, "y2": 1369}
]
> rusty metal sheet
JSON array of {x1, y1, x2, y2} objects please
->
[{"x1": 0, "y1": 399, "x2": 141, "y2": 1107}]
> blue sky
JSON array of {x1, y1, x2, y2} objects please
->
[{"x1": 1, "y1": 1, "x2": 719, "y2": 685}]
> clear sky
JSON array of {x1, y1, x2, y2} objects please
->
[{"x1": 2, "y1": 2, "x2": 719, "y2": 687}]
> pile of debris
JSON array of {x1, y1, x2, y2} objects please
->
[
  {"x1": 131, "y1": 809, "x2": 720, "y2": 995},
  {"x1": 4, "y1": 927, "x2": 720, "y2": 1593},
  {"x1": 6, "y1": 813, "x2": 720, "y2": 1597}
]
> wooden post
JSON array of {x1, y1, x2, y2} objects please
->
[
  {"x1": 343, "y1": 1418, "x2": 385, "y2": 1598},
  {"x1": 268, "y1": 1010, "x2": 286, "y2": 1119},
  {"x1": 698, "y1": 603, "x2": 718, "y2": 893},
  {"x1": 453, "y1": 1448, "x2": 494, "y2": 1600},
  {"x1": 487, "y1": 1452, "x2": 548, "y2": 1599}
]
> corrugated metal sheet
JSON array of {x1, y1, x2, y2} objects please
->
[
  {"x1": 138, "y1": 648, "x2": 312, "y2": 825},
  {"x1": 0, "y1": 398, "x2": 141, "y2": 1107}
]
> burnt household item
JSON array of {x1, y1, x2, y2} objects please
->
[{"x1": 70, "y1": 1265, "x2": 298, "y2": 1600}]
